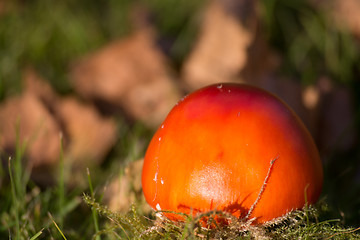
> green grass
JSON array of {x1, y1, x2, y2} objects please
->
[
  {"x1": 259, "y1": 0, "x2": 360, "y2": 85},
  {"x1": 1, "y1": 0, "x2": 360, "y2": 239}
]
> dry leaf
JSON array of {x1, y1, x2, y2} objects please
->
[
  {"x1": 71, "y1": 28, "x2": 181, "y2": 128},
  {"x1": 104, "y1": 158, "x2": 151, "y2": 213},
  {"x1": 56, "y1": 97, "x2": 117, "y2": 167},
  {"x1": 0, "y1": 92, "x2": 61, "y2": 169},
  {"x1": 182, "y1": 0, "x2": 256, "y2": 90},
  {"x1": 23, "y1": 68, "x2": 58, "y2": 106},
  {"x1": 24, "y1": 70, "x2": 117, "y2": 167},
  {"x1": 331, "y1": 0, "x2": 360, "y2": 37},
  {"x1": 0, "y1": 70, "x2": 119, "y2": 185}
]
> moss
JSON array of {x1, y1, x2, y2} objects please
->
[{"x1": 83, "y1": 195, "x2": 360, "y2": 239}]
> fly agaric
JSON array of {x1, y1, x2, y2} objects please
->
[{"x1": 141, "y1": 83, "x2": 323, "y2": 225}]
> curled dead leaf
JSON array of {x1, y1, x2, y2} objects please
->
[
  {"x1": 71, "y1": 29, "x2": 181, "y2": 128},
  {"x1": 56, "y1": 97, "x2": 117, "y2": 167},
  {"x1": 182, "y1": 0, "x2": 257, "y2": 90},
  {"x1": 331, "y1": 0, "x2": 360, "y2": 37},
  {"x1": 0, "y1": 92, "x2": 61, "y2": 169},
  {"x1": 104, "y1": 158, "x2": 151, "y2": 213}
]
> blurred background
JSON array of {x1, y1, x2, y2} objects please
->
[{"x1": 0, "y1": 0, "x2": 359, "y2": 238}]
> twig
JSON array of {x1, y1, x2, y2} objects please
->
[
  {"x1": 244, "y1": 155, "x2": 279, "y2": 221},
  {"x1": 325, "y1": 226, "x2": 360, "y2": 239}
]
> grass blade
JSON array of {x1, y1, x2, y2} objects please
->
[
  {"x1": 8, "y1": 157, "x2": 20, "y2": 239},
  {"x1": 58, "y1": 134, "x2": 65, "y2": 228},
  {"x1": 48, "y1": 212, "x2": 67, "y2": 240},
  {"x1": 87, "y1": 168, "x2": 101, "y2": 240},
  {"x1": 30, "y1": 228, "x2": 44, "y2": 240}
]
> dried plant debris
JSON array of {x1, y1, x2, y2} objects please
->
[
  {"x1": 56, "y1": 97, "x2": 117, "y2": 167},
  {"x1": 83, "y1": 196, "x2": 360, "y2": 239},
  {"x1": 0, "y1": 92, "x2": 61, "y2": 168},
  {"x1": 103, "y1": 159, "x2": 151, "y2": 213},
  {"x1": 23, "y1": 68, "x2": 59, "y2": 107},
  {"x1": 181, "y1": 0, "x2": 257, "y2": 90},
  {"x1": 330, "y1": 0, "x2": 360, "y2": 38},
  {"x1": 71, "y1": 28, "x2": 182, "y2": 128},
  {"x1": 0, "y1": 70, "x2": 117, "y2": 184}
]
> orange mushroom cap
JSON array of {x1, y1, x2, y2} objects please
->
[{"x1": 141, "y1": 83, "x2": 323, "y2": 224}]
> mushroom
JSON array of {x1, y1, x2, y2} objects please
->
[{"x1": 141, "y1": 83, "x2": 323, "y2": 225}]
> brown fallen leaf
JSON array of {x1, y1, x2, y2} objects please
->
[
  {"x1": 181, "y1": 0, "x2": 257, "y2": 90},
  {"x1": 71, "y1": 28, "x2": 182, "y2": 128},
  {"x1": 23, "y1": 68, "x2": 58, "y2": 107},
  {"x1": 330, "y1": 0, "x2": 360, "y2": 38},
  {"x1": 24, "y1": 69, "x2": 117, "y2": 168},
  {"x1": 104, "y1": 158, "x2": 151, "y2": 213},
  {"x1": 1, "y1": 69, "x2": 119, "y2": 185},
  {"x1": 0, "y1": 92, "x2": 61, "y2": 170},
  {"x1": 0, "y1": 0, "x2": 8, "y2": 16},
  {"x1": 56, "y1": 97, "x2": 117, "y2": 167}
]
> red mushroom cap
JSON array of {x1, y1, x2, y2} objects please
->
[{"x1": 141, "y1": 83, "x2": 323, "y2": 224}]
